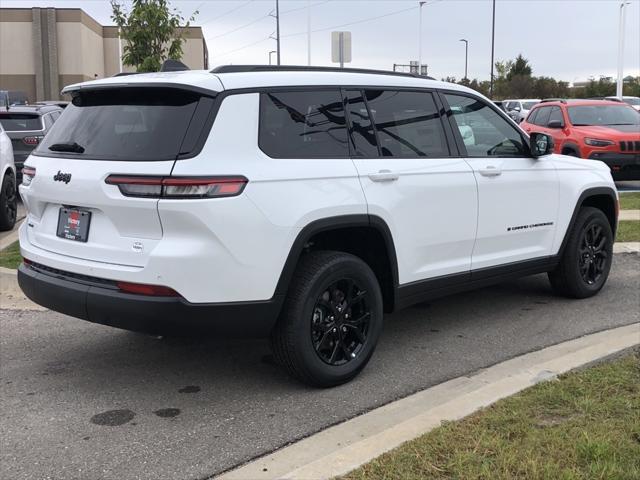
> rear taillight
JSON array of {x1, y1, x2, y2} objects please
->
[
  {"x1": 22, "y1": 166, "x2": 36, "y2": 186},
  {"x1": 22, "y1": 136, "x2": 43, "y2": 146},
  {"x1": 116, "y1": 281, "x2": 180, "y2": 297},
  {"x1": 105, "y1": 175, "x2": 248, "y2": 199}
]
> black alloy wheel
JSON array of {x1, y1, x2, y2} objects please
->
[
  {"x1": 311, "y1": 278, "x2": 371, "y2": 366},
  {"x1": 578, "y1": 222, "x2": 609, "y2": 286}
]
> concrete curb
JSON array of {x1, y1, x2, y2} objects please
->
[
  {"x1": 613, "y1": 242, "x2": 640, "y2": 253},
  {"x1": 619, "y1": 209, "x2": 639, "y2": 221},
  {"x1": 0, "y1": 266, "x2": 44, "y2": 311},
  {"x1": 0, "y1": 220, "x2": 22, "y2": 251},
  {"x1": 216, "y1": 323, "x2": 640, "y2": 480}
]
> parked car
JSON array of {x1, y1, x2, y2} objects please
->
[
  {"x1": 493, "y1": 100, "x2": 507, "y2": 112},
  {"x1": 521, "y1": 99, "x2": 640, "y2": 180},
  {"x1": 0, "y1": 90, "x2": 28, "y2": 106},
  {"x1": 34, "y1": 100, "x2": 70, "y2": 109},
  {"x1": 504, "y1": 99, "x2": 541, "y2": 123},
  {"x1": 0, "y1": 105, "x2": 63, "y2": 184},
  {"x1": 605, "y1": 96, "x2": 640, "y2": 112},
  {"x1": 0, "y1": 122, "x2": 17, "y2": 231},
  {"x1": 18, "y1": 66, "x2": 618, "y2": 387}
]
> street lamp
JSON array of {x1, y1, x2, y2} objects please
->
[
  {"x1": 459, "y1": 39, "x2": 468, "y2": 80},
  {"x1": 489, "y1": 0, "x2": 496, "y2": 98},
  {"x1": 269, "y1": 50, "x2": 276, "y2": 65},
  {"x1": 418, "y1": 1, "x2": 426, "y2": 74},
  {"x1": 616, "y1": 1, "x2": 631, "y2": 99}
]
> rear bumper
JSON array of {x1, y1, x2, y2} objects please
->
[
  {"x1": 589, "y1": 152, "x2": 640, "y2": 180},
  {"x1": 17, "y1": 262, "x2": 282, "y2": 337}
]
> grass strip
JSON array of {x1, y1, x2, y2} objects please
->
[{"x1": 341, "y1": 352, "x2": 640, "y2": 480}]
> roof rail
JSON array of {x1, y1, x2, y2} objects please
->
[
  {"x1": 539, "y1": 98, "x2": 567, "y2": 104},
  {"x1": 210, "y1": 65, "x2": 435, "y2": 80},
  {"x1": 112, "y1": 72, "x2": 139, "y2": 77}
]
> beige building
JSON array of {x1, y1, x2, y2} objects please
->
[{"x1": 0, "y1": 7, "x2": 209, "y2": 102}]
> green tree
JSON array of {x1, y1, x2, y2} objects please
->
[
  {"x1": 110, "y1": 0, "x2": 197, "y2": 73},
  {"x1": 507, "y1": 54, "x2": 533, "y2": 81}
]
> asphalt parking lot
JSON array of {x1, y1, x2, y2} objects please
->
[{"x1": 1, "y1": 254, "x2": 638, "y2": 480}]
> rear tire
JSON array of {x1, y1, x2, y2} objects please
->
[
  {"x1": 548, "y1": 207, "x2": 613, "y2": 298},
  {"x1": 270, "y1": 251, "x2": 383, "y2": 387},
  {"x1": 0, "y1": 173, "x2": 17, "y2": 232}
]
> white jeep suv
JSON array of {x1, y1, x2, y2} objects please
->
[{"x1": 18, "y1": 66, "x2": 618, "y2": 387}]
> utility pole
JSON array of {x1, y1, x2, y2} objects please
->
[
  {"x1": 489, "y1": 0, "x2": 496, "y2": 98},
  {"x1": 307, "y1": 0, "x2": 311, "y2": 65},
  {"x1": 276, "y1": 0, "x2": 281, "y2": 65},
  {"x1": 418, "y1": 1, "x2": 425, "y2": 74},
  {"x1": 616, "y1": 1, "x2": 630, "y2": 99},
  {"x1": 460, "y1": 38, "x2": 468, "y2": 80}
]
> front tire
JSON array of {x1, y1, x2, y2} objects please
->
[
  {"x1": 549, "y1": 207, "x2": 613, "y2": 298},
  {"x1": 270, "y1": 251, "x2": 383, "y2": 387},
  {"x1": 0, "y1": 173, "x2": 17, "y2": 231}
]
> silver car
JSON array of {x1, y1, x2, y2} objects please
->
[{"x1": 504, "y1": 99, "x2": 541, "y2": 123}]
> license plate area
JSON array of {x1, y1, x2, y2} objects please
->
[{"x1": 56, "y1": 207, "x2": 91, "y2": 242}]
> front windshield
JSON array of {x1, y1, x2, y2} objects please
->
[
  {"x1": 522, "y1": 101, "x2": 538, "y2": 110},
  {"x1": 568, "y1": 105, "x2": 640, "y2": 126}
]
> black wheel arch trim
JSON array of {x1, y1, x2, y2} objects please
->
[
  {"x1": 273, "y1": 214, "x2": 399, "y2": 305},
  {"x1": 560, "y1": 142, "x2": 580, "y2": 155},
  {"x1": 557, "y1": 186, "x2": 618, "y2": 256}
]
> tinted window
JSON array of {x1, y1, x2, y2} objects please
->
[
  {"x1": 533, "y1": 106, "x2": 551, "y2": 126},
  {"x1": 527, "y1": 108, "x2": 539, "y2": 124},
  {"x1": 344, "y1": 90, "x2": 378, "y2": 157},
  {"x1": 0, "y1": 114, "x2": 42, "y2": 131},
  {"x1": 365, "y1": 90, "x2": 448, "y2": 157},
  {"x1": 259, "y1": 90, "x2": 348, "y2": 158},
  {"x1": 36, "y1": 88, "x2": 205, "y2": 161},
  {"x1": 548, "y1": 106, "x2": 564, "y2": 125},
  {"x1": 522, "y1": 101, "x2": 538, "y2": 110},
  {"x1": 444, "y1": 93, "x2": 527, "y2": 157},
  {"x1": 567, "y1": 105, "x2": 639, "y2": 126}
]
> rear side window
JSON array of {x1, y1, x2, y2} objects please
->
[
  {"x1": 36, "y1": 88, "x2": 211, "y2": 161},
  {"x1": 259, "y1": 90, "x2": 348, "y2": 158},
  {"x1": 0, "y1": 114, "x2": 42, "y2": 131},
  {"x1": 365, "y1": 90, "x2": 449, "y2": 158}
]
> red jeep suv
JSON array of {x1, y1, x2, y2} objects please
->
[{"x1": 521, "y1": 99, "x2": 640, "y2": 180}]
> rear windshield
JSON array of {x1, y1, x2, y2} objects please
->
[
  {"x1": 0, "y1": 114, "x2": 42, "y2": 131},
  {"x1": 35, "y1": 87, "x2": 211, "y2": 161},
  {"x1": 567, "y1": 105, "x2": 640, "y2": 126},
  {"x1": 522, "y1": 101, "x2": 538, "y2": 110}
]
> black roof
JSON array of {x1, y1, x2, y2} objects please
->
[{"x1": 210, "y1": 65, "x2": 436, "y2": 80}]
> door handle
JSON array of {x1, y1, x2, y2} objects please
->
[
  {"x1": 478, "y1": 165, "x2": 502, "y2": 177},
  {"x1": 368, "y1": 170, "x2": 399, "y2": 182}
]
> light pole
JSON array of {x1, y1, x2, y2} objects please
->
[
  {"x1": 307, "y1": 0, "x2": 311, "y2": 65},
  {"x1": 275, "y1": 0, "x2": 281, "y2": 65},
  {"x1": 489, "y1": 0, "x2": 496, "y2": 98},
  {"x1": 418, "y1": 1, "x2": 426, "y2": 74},
  {"x1": 269, "y1": 50, "x2": 276, "y2": 65},
  {"x1": 459, "y1": 38, "x2": 468, "y2": 80},
  {"x1": 616, "y1": 1, "x2": 630, "y2": 99}
]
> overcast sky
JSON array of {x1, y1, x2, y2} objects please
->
[{"x1": 3, "y1": 0, "x2": 639, "y2": 82}]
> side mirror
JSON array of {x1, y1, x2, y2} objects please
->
[
  {"x1": 513, "y1": 106, "x2": 521, "y2": 112},
  {"x1": 547, "y1": 120, "x2": 564, "y2": 129},
  {"x1": 530, "y1": 132, "x2": 554, "y2": 158}
]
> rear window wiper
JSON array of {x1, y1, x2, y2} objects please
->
[{"x1": 48, "y1": 142, "x2": 85, "y2": 153}]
